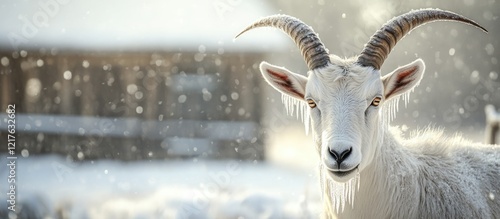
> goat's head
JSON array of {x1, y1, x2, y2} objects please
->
[{"x1": 236, "y1": 9, "x2": 486, "y2": 183}]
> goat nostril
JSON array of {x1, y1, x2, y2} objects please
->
[
  {"x1": 329, "y1": 148, "x2": 339, "y2": 161},
  {"x1": 340, "y1": 147, "x2": 352, "y2": 161},
  {"x1": 329, "y1": 147, "x2": 352, "y2": 164}
]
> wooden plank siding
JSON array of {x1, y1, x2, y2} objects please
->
[{"x1": 0, "y1": 50, "x2": 265, "y2": 160}]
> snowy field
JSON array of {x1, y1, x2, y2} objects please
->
[
  {"x1": 0, "y1": 153, "x2": 322, "y2": 219},
  {"x1": 1, "y1": 120, "x2": 492, "y2": 219}
]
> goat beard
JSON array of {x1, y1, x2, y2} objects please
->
[{"x1": 320, "y1": 164, "x2": 361, "y2": 213}]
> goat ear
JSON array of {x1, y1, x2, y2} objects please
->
[
  {"x1": 259, "y1": 61, "x2": 308, "y2": 100},
  {"x1": 382, "y1": 59, "x2": 425, "y2": 101}
]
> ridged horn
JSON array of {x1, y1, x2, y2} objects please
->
[
  {"x1": 358, "y1": 9, "x2": 487, "y2": 70},
  {"x1": 235, "y1": 15, "x2": 331, "y2": 70}
]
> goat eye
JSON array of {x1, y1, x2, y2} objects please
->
[
  {"x1": 306, "y1": 99, "x2": 317, "y2": 108},
  {"x1": 371, "y1": 97, "x2": 382, "y2": 106}
]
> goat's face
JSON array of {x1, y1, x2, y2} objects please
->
[
  {"x1": 259, "y1": 56, "x2": 425, "y2": 182},
  {"x1": 236, "y1": 11, "x2": 484, "y2": 182}
]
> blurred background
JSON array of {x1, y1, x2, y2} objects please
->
[{"x1": 0, "y1": 0, "x2": 498, "y2": 218}]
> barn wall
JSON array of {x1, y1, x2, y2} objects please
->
[{"x1": 0, "y1": 50, "x2": 265, "y2": 161}]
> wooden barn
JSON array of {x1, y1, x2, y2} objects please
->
[{"x1": 0, "y1": 0, "x2": 287, "y2": 160}]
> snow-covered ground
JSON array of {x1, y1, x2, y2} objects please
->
[
  {"x1": 0, "y1": 153, "x2": 322, "y2": 219},
  {"x1": 1, "y1": 120, "x2": 490, "y2": 219}
]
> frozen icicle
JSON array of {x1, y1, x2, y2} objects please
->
[
  {"x1": 320, "y1": 165, "x2": 325, "y2": 200},
  {"x1": 281, "y1": 93, "x2": 313, "y2": 136},
  {"x1": 300, "y1": 101, "x2": 304, "y2": 122},
  {"x1": 282, "y1": 94, "x2": 288, "y2": 115},
  {"x1": 357, "y1": 171, "x2": 361, "y2": 190},
  {"x1": 351, "y1": 179, "x2": 355, "y2": 208},
  {"x1": 294, "y1": 98, "x2": 298, "y2": 119},
  {"x1": 347, "y1": 179, "x2": 352, "y2": 204},
  {"x1": 395, "y1": 97, "x2": 400, "y2": 115},
  {"x1": 325, "y1": 170, "x2": 361, "y2": 213},
  {"x1": 333, "y1": 182, "x2": 341, "y2": 212},
  {"x1": 403, "y1": 91, "x2": 410, "y2": 108},
  {"x1": 304, "y1": 107, "x2": 311, "y2": 135},
  {"x1": 385, "y1": 95, "x2": 403, "y2": 122},
  {"x1": 341, "y1": 185, "x2": 346, "y2": 212}
]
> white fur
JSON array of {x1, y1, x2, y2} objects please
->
[
  {"x1": 322, "y1": 127, "x2": 500, "y2": 218},
  {"x1": 259, "y1": 55, "x2": 500, "y2": 218}
]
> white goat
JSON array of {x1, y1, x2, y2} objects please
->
[{"x1": 236, "y1": 9, "x2": 500, "y2": 218}]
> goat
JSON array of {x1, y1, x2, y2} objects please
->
[{"x1": 236, "y1": 9, "x2": 500, "y2": 218}]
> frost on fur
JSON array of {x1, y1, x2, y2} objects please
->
[{"x1": 282, "y1": 94, "x2": 311, "y2": 136}]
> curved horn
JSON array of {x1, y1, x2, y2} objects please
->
[
  {"x1": 235, "y1": 15, "x2": 331, "y2": 70},
  {"x1": 358, "y1": 9, "x2": 487, "y2": 70}
]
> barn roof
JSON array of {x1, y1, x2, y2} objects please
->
[{"x1": 0, "y1": 0, "x2": 288, "y2": 52}]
